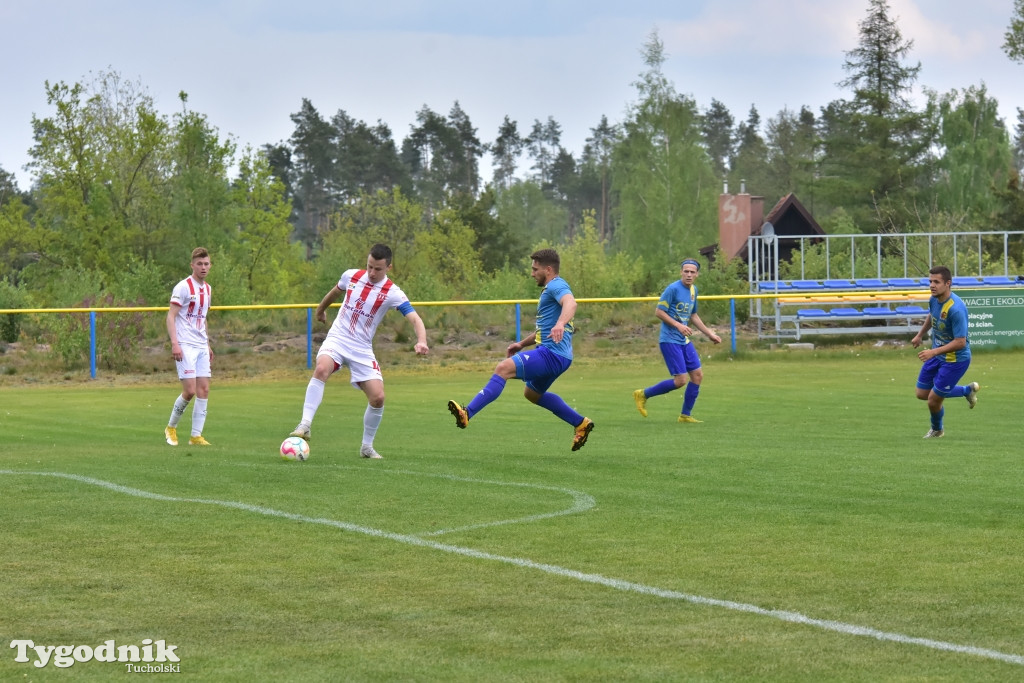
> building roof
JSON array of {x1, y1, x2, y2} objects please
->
[
  {"x1": 701, "y1": 192, "x2": 824, "y2": 261},
  {"x1": 762, "y1": 193, "x2": 825, "y2": 237}
]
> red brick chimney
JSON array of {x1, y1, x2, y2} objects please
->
[{"x1": 718, "y1": 180, "x2": 764, "y2": 260}]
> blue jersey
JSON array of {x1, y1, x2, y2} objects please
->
[
  {"x1": 657, "y1": 280, "x2": 698, "y2": 345},
  {"x1": 535, "y1": 276, "x2": 574, "y2": 360},
  {"x1": 928, "y1": 292, "x2": 971, "y2": 363}
]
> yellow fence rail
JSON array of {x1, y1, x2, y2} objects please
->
[{"x1": 1, "y1": 290, "x2": 940, "y2": 378}]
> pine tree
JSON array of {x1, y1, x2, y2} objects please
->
[
  {"x1": 1004, "y1": 0, "x2": 1024, "y2": 63},
  {"x1": 700, "y1": 99, "x2": 735, "y2": 181},
  {"x1": 818, "y1": 0, "x2": 932, "y2": 232}
]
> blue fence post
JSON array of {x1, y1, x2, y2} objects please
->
[
  {"x1": 89, "y1": 311, "x2": 97, "y2": 379},
  {"x1": 306, "y1": 307, "x2": 313, "y2": 369},
  {"x1": 730, "y1": 298, "x2": 737, "y2": 355},
  {"x1": 515, "y1": 303, "x2": 521, "y2": 341}
]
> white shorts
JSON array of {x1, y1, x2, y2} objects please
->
[
  {"x1": 175, "y1": 345, "x2": 211, "y2": 380},
  {"x1": 317, "y1": 340, "x2": 383, "y2": 388}
]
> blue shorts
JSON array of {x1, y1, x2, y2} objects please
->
[
  {"x1": 660, "y1": 342, "x2": 701, "y2": 377},
  {"x1": 511, "y1": 346, "x2": 572, "y2": 394},
  {"x1": 916, "y1": 357, "x2": 970, "y2": 397}
]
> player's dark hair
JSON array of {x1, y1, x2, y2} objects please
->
[
  {"x1": 929, "y1": 265, "x2": 952, "y2": 283},
  {"x1": 369, "y1": 243, "x2": 393, "y2": 265},
  {"x1": 530, "y1": 248, "x2": 560, "y2": 272},
  {"x1": 191, "y1": 247, "x2": 209, "y2": 261}
]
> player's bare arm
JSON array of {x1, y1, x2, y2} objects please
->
[
  {"x1": 166, "y1": 302, "x2": 183, "y2": 361},
  {"x1": 507, "y1": 335, "x2": 538, "y2": 357},
  {"x1": 690, "y1": 313, "x2": 722, "y2": 344},
  {"x1": 550, "y1": 293, "x2": 577, "y2": 343},
  {"x1": 406, "y1": 311, "x2": 430, "y2": 355},
  {"x1": 911, "y1": 316, "x2": 932, "y2": 349},
  {"x1": 314, "y1": 286, "x2": 343, "y2": 324},
  {"x1": 918, "y1": 336, "x2": 966, "y2": 362},
  {"x1": 655, "y1": 308, "x2": 692, "y2": 337}
]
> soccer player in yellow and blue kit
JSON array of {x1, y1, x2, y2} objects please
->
[
  {"x1": 447, "y1": 249, "x2": 594, "y2": 451},
  {"x1": 911, "y1": 265, "x2": 980, "y2": 438},
  {"x1": 633, "y1": 258, "x2": 721, "y2": 422}
]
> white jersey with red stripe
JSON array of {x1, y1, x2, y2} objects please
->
[
  {"x1": 324, "y1": 269, "x2": 410, "y2": 362},
  {"x1": 170, "y1": 276, "x2": 211, "y2": 348}
]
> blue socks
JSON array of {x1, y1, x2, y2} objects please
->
[
  {"x1": 645, "y1": 378, "x2": 677, "y2": 398},
  {"x1": 467, "y1": 374, "x2": 506, "y2": 419},
  {"x1": 930, "y1": 406, "x2": 944, "y2": 431},
  {"x1": 465, "y1": 373, "x2": 583, "y2": 427},
  {"x1": 682, "y1": 383, "x2": 700, "y2": 416},
  {"x1": 536, "y1": 391, "x2": 583, "y2": 426},
  {"x1": 643, "y1": 379, "x2": 703, "y2": 416}
]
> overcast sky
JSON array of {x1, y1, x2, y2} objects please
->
[{"x1": 1, "y1": 0, "x2": 1020, "y2": 189}]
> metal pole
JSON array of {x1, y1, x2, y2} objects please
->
[
  {"x1": 89, "y1": 311, "x2": 97, "y2": 379},
  {"x1": 730, "y1": 298, "x2": 737, "y2": 355},
  {"x1": 515, "y1": 303, "x2": 521, "y2": 341},
  {"x1": 877, "y1": 234, "x2": 882, "y2": 278},
  {"x1": 306, "y1": 308, "x2": 313, "y2": 369}
]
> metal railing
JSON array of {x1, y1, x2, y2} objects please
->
[{"x1": 0, "y1": 297, "x2": 750, "y2": 379}]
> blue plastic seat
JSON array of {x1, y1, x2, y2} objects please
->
[
  {"x1": 981, "y1": 276, "x2": 1015, "y2": 286},
  {"x1": 952, "y1": 276, "x2": 982, "y2": 287},
  {"x1": 863, "y1": 306, "x2": 892, "y2": 316},
  {"x1": 887, "y1": 277, "x2": 918, "y2": 288},
  {"x1": 919, "y1": 277, "x2": 931, "y2": 285},
  {"x1": 791, "y1": 280, "x2": 824, "y2": 290},
  {"x1": 758, "y1": 281, "x2": 793, "y2": 291},
  {"x1": 830, "y1": 307, "x2": 861, "y2": 317},
  {"x1": 855, "y1": 278, "x2": 886, "y2": 289},
  {"x1": 797, "y1": 308, "x2": 828, "y2": 318},
  {"x1": 824, "y1": 279, "x2": 854, "y2": 289},
  {"x1": 895, "y1": 305, "x2": 926, "y2": 315}
]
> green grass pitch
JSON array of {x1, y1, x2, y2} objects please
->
[{"x1": 2, "y1": 350, "x2": 1023, "y2": 680}]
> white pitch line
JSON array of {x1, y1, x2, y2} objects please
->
[
  {"x1": 227, "y1": 461, "x2": 596, "y2": 536},
  {"x1": 4, "y1": 469, "x2": 1023, "y2": 667},
  {"x1": 318, "y1": 465, "x2": 595, "y2": 536}
]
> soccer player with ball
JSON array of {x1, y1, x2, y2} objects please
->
[{"x1": 289, "y1": 244, "x2": 429, "y2": 459}]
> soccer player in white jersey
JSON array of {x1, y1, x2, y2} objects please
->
[
  {"x1": 164, "y1": 247, "x2": 213, "y2": 446},
  {"x1": 290, "y1": 243, "x2": 429, "y2": 459}
]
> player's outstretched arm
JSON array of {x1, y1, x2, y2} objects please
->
[{"x1": 406, "y1": 311, "x2": 429, "y2": 355}]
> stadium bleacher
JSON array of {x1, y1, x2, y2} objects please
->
[{"x1": 755, "y1": 275, "x2": 1021, "y2": 339}]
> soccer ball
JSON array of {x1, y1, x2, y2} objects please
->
[{"x1": 280, "y1": 436, "x2": 310, "y2": 461}]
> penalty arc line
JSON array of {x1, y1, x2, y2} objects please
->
[
  {"x1": 4, "y1": 469, "x2": 1023, "y2": 668},
  {"x1": 232, "y1": 461, "x2": 598, "y2": 537}
]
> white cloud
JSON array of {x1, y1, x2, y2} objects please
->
[{"x1": 1, "y1": 0, "x2": 1020, "y2": 190}]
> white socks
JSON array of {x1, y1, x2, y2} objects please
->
[
  {"x1": 191, "y1": 398, "x2": 208, "y2": 437},
  {"x1": 168, "y1": 395, "x2": 190, "y2": 428},
  {"x1": 301, "y1": 378, "x2": 326, "y2": 426},
  {"x1": 362, "y1": 404, "x2": 384, "y2": 446}
]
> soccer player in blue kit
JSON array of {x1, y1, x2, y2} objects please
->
[
  {"x1": 633, "y1": 258, "x2": 721, "y2": 422},
  {"x1": 447, "y1": 249, "x2": 594, "y2": 451},
  {"x1": 911, "y1": 265, "x2": 980, "y2": 438}
]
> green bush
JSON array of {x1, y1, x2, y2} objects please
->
[{"x1": 0, "y1": 277, "x2": 28, "y2": 343}]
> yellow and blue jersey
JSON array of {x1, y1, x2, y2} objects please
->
[
  {"x1": 535, "y1": 276, "x2": 574, "y2": 360},
  {"x1": 928, "y1": 293, "x2": 971, "y2": 362},
  {"x1": 657, "y1": 280, "x2": 698, "y2": 345}
]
